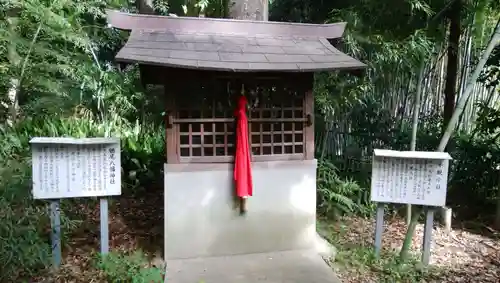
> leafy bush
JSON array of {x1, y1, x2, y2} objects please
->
[
  {"x1": 0, "y1": 0, "x2": 166, "y2": 280},
  {"x1": 97, "y1": 251, "x2": 164, "y2": 283},
  {"x1": 317, "y1": 158, "x2": 374, "y2": 218},
  {"x1": 0, "y1": 158, "x2": 50, "y2": 281}
]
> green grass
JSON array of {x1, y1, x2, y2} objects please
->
[{"x1": 97, "y1": 250, "x2": 165, "y2": 283}]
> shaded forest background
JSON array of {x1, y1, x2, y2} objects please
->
[{"x1": 0, "y1": 0, "x2": 499, "y2": 281}]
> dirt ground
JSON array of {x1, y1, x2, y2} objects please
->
[
  {"x1": 32, "y1": 189, "x2": 500, "y2": 282},
  {"x1": 326, "y1": 215, "x2": 500, "y2": 283},
  {"x1": 33, "y1": 188, "x2": 165, "y2": 282}
]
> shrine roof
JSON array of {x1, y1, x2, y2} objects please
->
[{"x1": 107, "y1": 10, "x2": 366, "y2": 72}]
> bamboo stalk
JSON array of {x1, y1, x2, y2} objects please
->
[
  {"x1": 406, "y1": 62, "x2": 425, "y2": 224},
  {"x1": 401, "y1": 18, "x2": 500, "y2": 261}
]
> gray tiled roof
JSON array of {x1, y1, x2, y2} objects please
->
[{"x1": 109, "y1": 11, "x2": 366, "y2": 72}]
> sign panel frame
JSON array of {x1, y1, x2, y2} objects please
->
[
  {"x1": 30, "y1": 137, "x2": 121, "y2": 200},
  {"x1": 370, "y1": 149, "x2": 452, "y2": 207}
]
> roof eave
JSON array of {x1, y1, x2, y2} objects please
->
[{"x1": 114, "y1": 56, "x2": 367, "y2": 73}]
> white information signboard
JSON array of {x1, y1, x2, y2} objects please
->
[
  {"x1": 30, "y1": 137, "x2": 121, "y2": 200},
  {"x1": 370, "y1": 149, "x2": 451, "y2": 207}
]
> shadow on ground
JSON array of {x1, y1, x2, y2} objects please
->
[
  {"x1": 112, "y1": 180, "x2": 165, "y2": 257},
  {"x1": 321, "y1": 215, "x2": 500, "y2": 283},
  {"x1": 449, "y1": 204, "x2": 500, "y2": 241},
  {"x1": 31, "y1": 179, "x2": 165, "y2": 282},
  {"x1": 61, "y1": 176, "x2": 165, "y2": 259},
  {"x1": 428, "y1": 260, "x2": 500, "y2": 283}
]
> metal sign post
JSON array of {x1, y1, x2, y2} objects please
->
[
  {"x1": 370, "y1": 149, "x2": 451, "y2": 264},
  {"x1": 373, "y1": 203, "x2": 384, "y2": 257},
  {"x1": 100, "y1": 198, "x2": 109, "y2": 254},
  {"x1": 50, "y1": 200, "x2": 62, "y2": 267},
  {"x1": 30, "y1": 137, "x2": 122, "y2": 267},
  {"x1": 421, "y1": 207, "x2": 435, "y2": 264}
]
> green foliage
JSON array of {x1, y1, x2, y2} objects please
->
[
  {"x1": 97, "y1": 251, "x2": 164, "y2": 283},
  {"x1": 167, "y1": 0, "x2": 229, "y2": 17},
  {"x1": 335, "y1": 246, "x2": 430, "y2": 283},
  {"x1": 0, "y1": 0, "x2": 128, "y2": 115},
  {"x1": 317, "y1": 158, "x2": 374, "y2": 218},
  {"x1": 0, "y1": 118, "x2": 93, "y2": 280},
  {"x1": 444, "y1": 103, "x2": 500, "y2": 213},
  {"x1": 121, "y1": 122, "x2": 165, "y2": 193},
  {"x1": 0, "y1": 0, "x2": 497, "y2": 281},
  {"x1": 316, "y1": 100, "x2": 500, "y2": 220},
  {"x1": 480, "y1": 44, "x2": 500, "y2": 88},
  {"x1": 0, "y1": 0, "x2": 168, "y2": 280},
  {"x1": 0, "y1": 157, "x2": 51, "y2": 281}
]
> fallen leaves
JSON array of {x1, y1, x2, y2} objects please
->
[
  {"x1": 32, "y1": 187, "x2": 164, "y2": 283},
  {"x1": 325, "y1": 215, "x2": 500, "y2": 283},
  {"x1": 31, "y1": 186, "x2": 500, "y2": 283}
]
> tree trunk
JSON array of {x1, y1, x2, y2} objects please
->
[
  {"x1": 6, "y1": 14, "x2": 20, "y2": 126},
  {"x1": 400, "y1": 18, "x2": 500, "y2": 262},
  {"x1": 496, "y1": 173, "x2": 500, "y2": 229},
  {"x1": 406, "y1": 62, "x2": 425, "y2": 224},
  {"x1": 136, "y1": 0, "x2": 155, "y2": 14},
  {"x1": 229, "y1": 0, "x2": 268, "y2": 20},
  {"x1": 437, "y1": 54, "x2": 446, "y2": 115},
  {"x1": 6, "y1": 8, "x2": 43, "y2": 126},
  {"x1": 457, "y1": 18, "x2": 475, "y2": 132},
  {"x1": 443, "y1": 0, "x2": 461, "y2": 134},
  {"x1": 439, "y1": 19, "x2": 500, "y2": 150}
]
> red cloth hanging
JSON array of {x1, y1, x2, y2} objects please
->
[{"x1": 234, "y1": 95, "x2": 253, "y2": 198}]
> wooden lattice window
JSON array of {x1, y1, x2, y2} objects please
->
[
  {"x1": 171, "y1": 77, "x2": 309, "y2": 163},
  {"x1": 249, "y1": 86, "x2": 305, "y2": 158},
  {"x1": 174, "y1": 78, "x2": 235, "y2": 163}
]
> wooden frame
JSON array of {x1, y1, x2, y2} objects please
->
[{"x1": 159, "y1": 67, "x2": 314, "y2": 164}]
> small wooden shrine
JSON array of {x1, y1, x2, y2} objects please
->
[{"x1": 107, "y1": 10, "x2": 365, "y2": 260}]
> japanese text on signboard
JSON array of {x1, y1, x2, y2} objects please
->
[
  {"x1": 31, "y1": 139, "x2": 121, "y2": 199},
  {"x1": 370, "y1": 155, "x2": 449, "y2": 206}
]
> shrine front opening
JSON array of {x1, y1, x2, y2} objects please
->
[{"x1": 107, "y1": 10, "x2": 366, "y2": 260}]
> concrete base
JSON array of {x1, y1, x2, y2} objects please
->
[
  {"x1": 440, "y1": 206, "x2": 452, "y2": 233},
  {"x1": 313, "y1": 233, "x2": 337, "y2": 261},
  {"x1": 166, "y1": 249, "x2": 341, "y2": 283},
  {"x1": 164, "y1": 160, "x2": 318, "y2": 259}
]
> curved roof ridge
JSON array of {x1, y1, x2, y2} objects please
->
[{"x1": 106, "y1": 10, "x2": 346, "y2": 39}]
